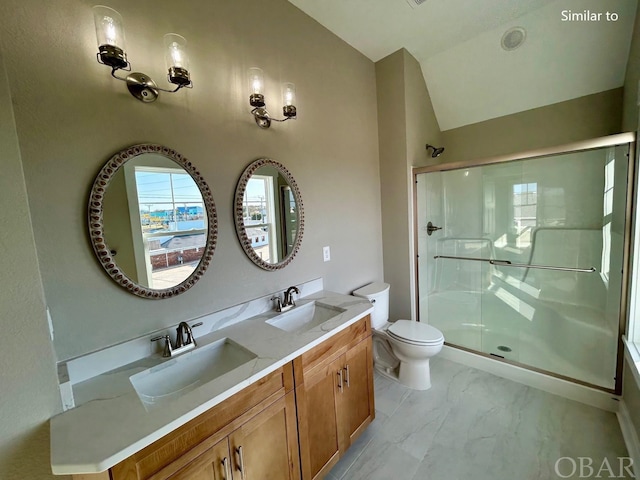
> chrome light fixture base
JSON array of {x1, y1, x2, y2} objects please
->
[
  {"x1": 126, "y1": 72, "x2": 159, "y2": 103},
  {"x1": 168, "y1": 66, "x2": 191, "y2": 87},
  {"x1": 252, "y1": 107, "x2": 272, "y2": 128},
  {"x1": 283, "y1": 105, "x2": 296, "y2": 118},
  {"x1": 250, "y1": 105, "x2": 297, "y2": 129},
  {"x1": 97, "y1": 45, "x2": 129, "y2": 70},
  {"x1": 250, "y1": 93, "x2": 266, "y2": 108}
]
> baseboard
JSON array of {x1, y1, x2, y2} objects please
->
[
  {"x1": 440, "y1": 345, "x2": 620, "y2": 412},
  {"x1": 618, "y1": 400, "x2": 640, "y2": 479}
]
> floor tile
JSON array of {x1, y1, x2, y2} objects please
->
[
  {"x1": 329, "y1": 357, "x2": 631, "y2": 480},
  {"x1": 329, "y1": 411, "x2": 389, "y2": 479},
  {"x1": 373, "y1": 371, "x2": 411, "y2": 417}
]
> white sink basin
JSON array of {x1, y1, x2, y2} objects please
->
[
  {"x1": 130, "y1": 338, "x2": 257, "y2": 410},
  {"x1": 266, "y1": 301, "x2": 346, "y2": 333}
]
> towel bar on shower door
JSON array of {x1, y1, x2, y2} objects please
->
[{"x1": 432, "y1": 255, "x2": 596, "y2": 273}]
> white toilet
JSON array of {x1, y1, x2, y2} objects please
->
[{"x1": 353, "y1": 282, "x2": 444, "y2": 390}]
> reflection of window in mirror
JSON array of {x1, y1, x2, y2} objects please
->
[
  {"x1": 244, "y1": 175, "x2": 279, "y2": 262},
  {"x1": 281, "y1": 186, "x2": 297, "y2": 256},
  {"x1": 124, "y1": 164, "x2": 207, "y2": 289}
]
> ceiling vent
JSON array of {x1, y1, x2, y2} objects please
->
[
  {"x1": 501, "y1": 27, "x2": 527, "y2": 51},
  {"x1": 405, "y1": 0, "x2": 428, "y2": 8}
]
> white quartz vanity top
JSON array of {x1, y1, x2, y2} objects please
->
[{"x1": 50, "y1": 291, "x2": 373, "y2": 475}]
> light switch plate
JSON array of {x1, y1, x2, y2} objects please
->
[{"x1": 323, "y1": 246, "x2": 331, "y2": 262}]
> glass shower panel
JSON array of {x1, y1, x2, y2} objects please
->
[
  {"x1": 417, "y1": 168, "x2": 485, "y2": 351},
  {"x1": 479, "y1": 160, "x2": 525, "y2": 364},
  {"x1": 416, "y1": 143, "x2": 629, "y2": 390}
]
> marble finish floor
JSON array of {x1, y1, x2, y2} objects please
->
[{"x1": 328, "y1": 357, "x2": 631, "y2": 480}]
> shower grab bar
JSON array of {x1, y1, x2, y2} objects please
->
[{"x1": 433, "y1": 255, "x2": 596, "y2": 273}]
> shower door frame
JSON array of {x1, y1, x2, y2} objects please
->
[{"x1": 412, "y1": 132, "x2": 636, "y2": 395}]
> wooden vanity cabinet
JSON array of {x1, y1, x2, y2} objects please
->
[
  {"x1": 152, "y1": 393, "x2": 299, "y2": 480},
  {"x1": 71, "y1": 316, "x2": 374, "y2": 480},
  {"x1": 294, "y1": 315, "x2": 375, "y2": 480},
  {"x1": 103, "y1": 365, "x2": 300, "y2": 480}
]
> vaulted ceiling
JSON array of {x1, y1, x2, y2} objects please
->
[{"x1": 288, "y1": 0, "x2": 638, "y2": 130}]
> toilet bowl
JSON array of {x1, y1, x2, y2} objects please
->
[{"x1": 353, "y1": 282, "x2": 445, "y2": 391}]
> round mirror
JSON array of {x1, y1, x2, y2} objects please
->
[
  {"x1": 234, "y1": 158, "x2": 304, "y2": 270},
  {"x1": 88, "y1": 144, "x2": 218, "y2": 298}
]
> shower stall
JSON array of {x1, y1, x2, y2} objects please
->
[{"x1": 413, "y1": 133, "x2": 635, "y2": 393}]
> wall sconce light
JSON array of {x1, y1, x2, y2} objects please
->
[
  {"x1": 248, "y1": 67, "x2": 297, "y2": 128},
  {"x1": 93, "y1": 5, "x2": 193, "y2": 103}
]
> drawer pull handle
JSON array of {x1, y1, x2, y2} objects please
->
[
  {"x1": 344, "y1": 365, "x2": 350, "y2": 388},
  {"x1": 337, "y1": 369, "x2": 343, "y2": 392},
  {"x1": 236, "y1": 445, "x2": 246, "y2": 479},
  {"x1": 222, "y1": 456, "x2": 231, "y2": 480}
]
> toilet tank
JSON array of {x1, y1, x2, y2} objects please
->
[{"x1": 352, "y1": 282, "x2": 390, "y2": 329}]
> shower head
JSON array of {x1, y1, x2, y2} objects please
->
[{"x1": 426, "y1": 144, "x2": 445, "y2": 158}]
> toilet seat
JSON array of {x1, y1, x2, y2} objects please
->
[{"x1": 387, "y1": 320, "x2": 444, "y2": 346}]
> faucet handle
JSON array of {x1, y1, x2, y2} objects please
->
[
  {"x1": 151, "y1": 334, "x2": 172, "y2": 358},
  {"x1": 270, "y1": 296, "x2": 283, "y2": 312},
  {"x1": 187, "y1": 322, "x2": 202, "y2": 346}
]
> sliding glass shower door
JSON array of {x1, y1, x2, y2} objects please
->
[{"x1": 415, "y1": 137, "x2": 632, "y2": 391}]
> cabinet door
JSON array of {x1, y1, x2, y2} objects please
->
[
  {"x1": 338, "y1": 336, "x2": 375, "y2": 452},
  {"x1": 297, "y1": 356, "x2": 343, "y2": 480},
  {"x1": 165, "y1": 437, "x2": 233, "y2": 480},
  {"x1": 229, "y1": 392, "x2": 300, "y2": 480}
]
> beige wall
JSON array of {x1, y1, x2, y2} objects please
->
[
  {"x1": 441, "y1": 88, "x2": 624, "y2": 163},
  {"x1": 376, "y1": 49, "x2": 442, "y2": 322},
  {"x1": 0, "y1": 46, "x2": 64, "y2": 479},
  {"x1": 0, "y1": 0, "x2": 383, "y2": 361},
  {"x1": 623, "y1": 3, "x2": 640, "y2": 132},
  {"x1": 622, "y1": 0, "x2": 640, "y2": 449},
  {"x1": 624, "y1": 358, "x2": 640, "y2": 438}
]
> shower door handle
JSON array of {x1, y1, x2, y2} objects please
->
[{"x1": 426, "y1": 222, "x2": 442, "y2": 236}]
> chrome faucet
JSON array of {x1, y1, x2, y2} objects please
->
[
  {"x1": 151, "y1": 321, "x2": 202, "y2": 357},
  {"x1": 283, "y1": 286, "x2": 300, "y2": 308},
  {"x1": 176, "y1": 321, "x2": 201, "y2": 348},
  {"x1": 270, "y1": 286, "x2": 300, "y2": 313}
]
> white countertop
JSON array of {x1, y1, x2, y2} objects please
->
[{"x1": 50, "y1": 291, "x2": 373, "y2": 475}]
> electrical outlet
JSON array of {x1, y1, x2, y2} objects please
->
[{"x1": 323, "y1": 246, "x2": 331, "y2": 262}]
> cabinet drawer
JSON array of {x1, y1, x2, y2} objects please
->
[
  {"x1": 111, "y1": 363, "x2": 294, "y2": 480},
  {"x1": 294, "y1": 315, "x2": 370, "y2": 385}
]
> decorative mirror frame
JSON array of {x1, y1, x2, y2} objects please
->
[
  {"x1": 234, "y1": 158, "x2": 304, "y2": 270},
  {"x1": 88, "y1": 144, "x2": 218, "y2": 298}
]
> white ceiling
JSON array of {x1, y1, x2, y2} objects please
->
[{"x1": 288, "y1": 0, "x2": 638, "y2": 130}]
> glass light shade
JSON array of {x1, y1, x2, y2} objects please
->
[
  {"x1": 164, "y1": 33, "x2": 189, "y2": 71},
  {"x1": 93, "y1": 5, "x2": 126, "y2": 50},
  {"x1": 247, "y1": 67, "x2": 264, "y2": 96},
  {"x1": 282, "y1": 82, "x2": 296, "y2": 118},
  {"x1": 282, "y1": 83, "x2": 296, "y2": 107}
]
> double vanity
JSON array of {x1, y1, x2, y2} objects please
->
[
  {"x1": 59, "y1": 144, "x2": 375, "y2": 479},
  {"x1": 51, "y1": 285, "x2": 375, "y2": 480}
]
